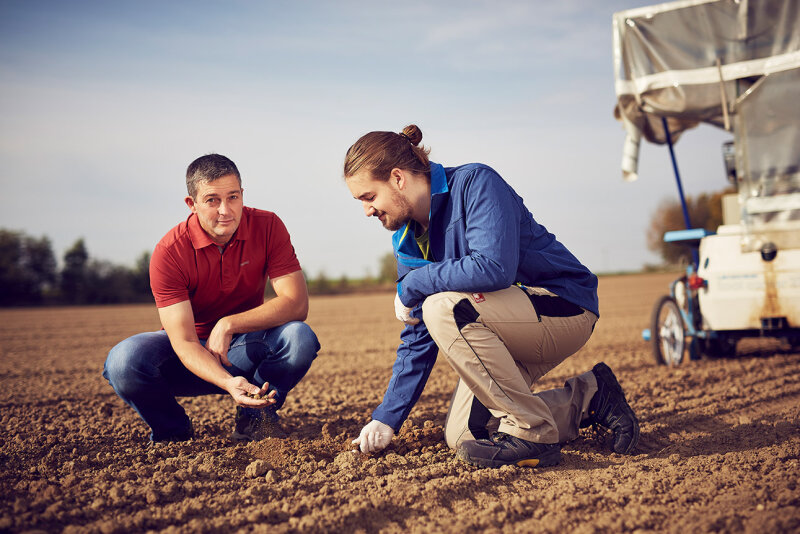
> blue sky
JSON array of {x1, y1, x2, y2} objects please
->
[{"x1": 0, "y1": 0, "x2": 733, "y2": 278}]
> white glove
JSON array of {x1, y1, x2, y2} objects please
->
[
  {"x1": 352, "y1": 420, "x2": 395, "y2": 453},
  {"x1": 394, "y1": 293, "x2": 420, "y2": 325}
]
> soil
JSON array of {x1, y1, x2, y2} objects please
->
[{"x1": 1, "y1": 272, "x2": 799, "y2": 533}]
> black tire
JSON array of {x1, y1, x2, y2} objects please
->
[{"x1": 651, "y1": 296, "x2": 686, "y2": 366}]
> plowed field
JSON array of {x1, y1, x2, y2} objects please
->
[{"x1": 2, "y1": 272, "x2": 799, "y2": 533}]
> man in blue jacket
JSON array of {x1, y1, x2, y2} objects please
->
[{"x1": 343, "y1": 125, "x2": 640, "y2": 468}]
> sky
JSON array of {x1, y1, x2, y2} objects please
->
[{"x1": 0, "y1": 0, "x2": 734, "y2": 279}]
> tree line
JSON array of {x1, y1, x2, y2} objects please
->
[
  {"x1": 0, "y1": 188, "x2": 731, "y2": 307},
  {"x1": 0, "y1": 229, "x2": 399, "y2": 307},
  {"x1": 0, "y1": 230, "x2": 152, "y2": 306}
]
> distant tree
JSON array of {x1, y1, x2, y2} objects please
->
[
  {"x1": 132, "y1": 251, "x2": 152, "y2": 298},
  {"x1": 26, "y1": 234, "x2": 58, "y2": 297},
  {"x1": 362, "y1": 268, "x2": 374, "y2": 285},
  {"x1": 647, "y1": 188, "x2": 734, "y2": 265},
  {"x1": 337, "y1": 274, "x2": 349, "y2": 292},
  {"x1": 61, "y1": 238, "x2": 89, "y2": 303},
  {"x1": 84, "y1": 259, "x2": 132, "y2": 303},
  {"x1": 0, "y1": 230, "x2": 57, "y2": 305},
  {"x1": 0, "y1": 231, "x2": 27, "y2": 305},
  {"x1": 377, "y1": 252, "x2": 397, "y2": 282},
  {"x1": 314, "y1": 271, "x2": 331, "y2": 294}
]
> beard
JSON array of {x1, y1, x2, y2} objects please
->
[{"x1": 378, "y1": 190, "x2": 414, "y2": 231}]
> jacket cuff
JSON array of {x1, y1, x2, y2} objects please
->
[
  {"x1": 397, "y1": 274, "x2": 422, "y2": 308},
  {"x1": 397, "y1": 279, "x2": 415, "y2": 308},
  {"x1": 371, "y1": 404, "x2": 405, "y2": 433}
]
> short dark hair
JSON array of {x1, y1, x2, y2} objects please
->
[{"x1": 185, "y1": 154, "x2": 241, "y2": 199}]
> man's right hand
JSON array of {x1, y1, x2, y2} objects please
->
[
  {"x1": 224, "y1": 378, "x2": 276, "y2": 408},
  {"x1": 352, "y1": 420, "x2": 395, "y2": 453}
]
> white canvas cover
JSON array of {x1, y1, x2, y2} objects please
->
[{"x1": 613, "y1": 0, "x2": 800, "y2": 251}]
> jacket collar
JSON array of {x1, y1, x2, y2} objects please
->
[
  {"x1": 429, "y1": 162, "x2": 448, "y2": 220},
  {"x1": 392, "y1": 162, "x2": 448, "y2": 261}
]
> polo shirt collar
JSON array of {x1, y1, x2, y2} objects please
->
[{"x1": 187, "y1": 207, "x2": 250, "y2": 250}]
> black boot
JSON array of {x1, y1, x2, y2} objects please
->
[
  {"x1": 586, "y1": 362, "x2": 640, "y2": 454},
  {"x1": 457, "y1": 432, "x2": 562, "y2": 468}
]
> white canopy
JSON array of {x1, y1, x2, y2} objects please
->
[{"x1": 613, "y1": 0, "x2": 800, "y2": 181}]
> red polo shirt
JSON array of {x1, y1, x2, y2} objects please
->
[{"x1": 150, "y1": 206, "x2": 301, "y2": 338}]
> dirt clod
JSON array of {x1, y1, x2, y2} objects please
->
[{"x1": 245, "y1": 460, "x2": 270, "y2": 478}]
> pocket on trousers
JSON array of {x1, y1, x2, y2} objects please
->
[{"x1": 528, "y1": 294, "x2": 584, "y2": 318}]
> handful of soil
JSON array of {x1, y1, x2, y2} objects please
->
[{"x1": 246, "y1": 391, "x2": 268, "y2": 400}]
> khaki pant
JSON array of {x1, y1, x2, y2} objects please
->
[{"x1": 421, "y1": 286, "x2": 599, "y2": 447}]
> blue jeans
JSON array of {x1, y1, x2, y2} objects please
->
[{"x1": 103, "y1": 321, "x2": 319, "y2": 441}]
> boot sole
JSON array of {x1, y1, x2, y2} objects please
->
[
  {"x1": 594, "y1": 363, "x2": 640, "y2": 454},
  {"x1": 456, "y1": 446, "x2": 562, "y2": 469}
]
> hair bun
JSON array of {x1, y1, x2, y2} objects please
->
[{"x1": 400, "y1": 124, "x2": 423, "y2": 146}]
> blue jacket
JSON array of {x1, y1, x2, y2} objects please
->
[{"x1": 371, "y1": 162, "x2": 599, "y2": 430}]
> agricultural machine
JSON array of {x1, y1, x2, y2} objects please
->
[{"x1": 613, "y1": 0, "x2": 800, "y2": 365}]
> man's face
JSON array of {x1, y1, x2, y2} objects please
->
[
  {"x1": 185, "y1": 174, "x2": 244, "y2": 245},
  {"x1": 347, "y1": 172, "x2": 413, "y2": 231}
]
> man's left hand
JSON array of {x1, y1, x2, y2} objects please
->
[
  {"x1": 225, "y1": 378, "x2": 277, "y2": 407},
  {"x1": 394, "y1": 293, "x2": 420, "y2": 325},
  {"x1": 206, "y1": 318, "x2": 233, "y2": 366}
]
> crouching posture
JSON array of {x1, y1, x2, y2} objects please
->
[
  {"x1": 104, "y1": 154, "x2": 319, "y2": 443},
  {"x1": 344, "y1": 125, "x2": 639, "y2": 467}
]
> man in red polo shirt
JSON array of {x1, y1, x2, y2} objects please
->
[{"x1": 103, "y1": 154, "x2": 319, "y2": 443}]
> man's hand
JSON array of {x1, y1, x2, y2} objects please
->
[
  {"x1": 206, "y1": 317, "x2": 233, "y2": 366},
  {"x1": 352, "y1": 420, "x2": 395, "y2": 453},
  {"x1": 394, "y1": 293, "x2": 420, "y2": 325},
  {"x1": 223, "y1": 377, "x2": 277, "y2": 408}
]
